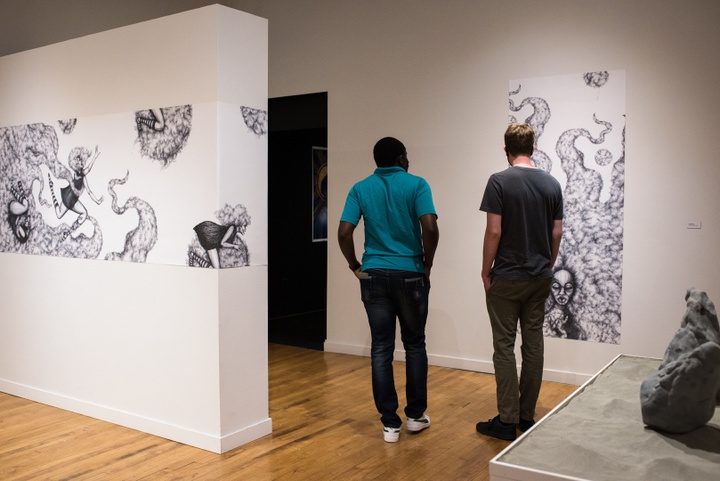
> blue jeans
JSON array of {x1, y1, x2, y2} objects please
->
[{"x1": 360, "y1": 269, "x2": 430, "y2": 428}]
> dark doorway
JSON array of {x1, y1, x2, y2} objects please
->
[{"x1": 268, "y1": 93, "x2": 328, "y2": 350}]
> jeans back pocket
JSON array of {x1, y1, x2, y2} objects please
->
[{"x1": 403, "y1": 276, "x2": 428, "y2": 304}]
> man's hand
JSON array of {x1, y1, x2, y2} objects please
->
[
  {"x1": 419, "y1": 214, "x2": 439, "y2": 279},
  {"x1": 482, "y1": 213, "x2": 501, "y2": 292},
  {"x1": 482, "y1": 272, "x2": 492, "y2": 291},
  {"x1": 339, "y1": 221, "x2": 362, "y2": 278}
]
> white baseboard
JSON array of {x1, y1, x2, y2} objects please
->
[
  {"x1": 324, "y1": 342, "x2": 592, "y2": 386},
  {"x1": 220, "y1": 419, "x2": 273, "y2": 453},
  {"x1": 0, "y1": 379, "x2": 271, "y2": 454},
  {"x1": 323, "y1": 341, "x2": 371, "y2": 357}
]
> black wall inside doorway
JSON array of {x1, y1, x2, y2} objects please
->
[{"x1": 268, "y1": 93, "x2": 327, "y2": 350}]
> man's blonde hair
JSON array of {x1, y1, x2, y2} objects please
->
[{"x1": 504, "y1": 123, "x2": 535, "y2": 157}]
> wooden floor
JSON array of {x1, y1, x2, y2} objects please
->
[{"x1": 0, "y1": 344, "x2": 577, "y2": 480}]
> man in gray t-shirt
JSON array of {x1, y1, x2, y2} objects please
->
[{"x1": 476, "y1": 123, "x2": 563, "y2": 441}]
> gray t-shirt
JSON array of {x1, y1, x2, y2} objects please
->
[{"x1": 480, "y1": 166, "x2": 563, "y2": 280}]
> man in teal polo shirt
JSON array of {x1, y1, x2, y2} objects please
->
[{"x1": 338, "y1": 136, "x2": 439, "y2": 443}]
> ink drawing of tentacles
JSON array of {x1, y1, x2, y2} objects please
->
[
  {"x1": 509, "y1": 85, "x2": 553, "y2": 172},
  {"x1": 104, "y1": 171, "x2": 158, "y2": 263},
  {"x1": 556, "y1": 114, "x2": 612, "y2": 204},
  {"x1": 0, "y1": 124, "x2": 102, "y2": 259},
  {"x1": 553, "y1": 115, "x2": 625, "y2": 344},
  {"x1": 135, "y1": 105, "x2": 192, "y2": 167},
  {"x1": 240, "y1": 106, "x2": 268, "y2": 137}
]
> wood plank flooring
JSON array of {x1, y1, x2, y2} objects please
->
[{"x1": 0, "y1": 344, "x2": 577, "y2": 480}]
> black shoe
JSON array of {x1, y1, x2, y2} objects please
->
[
  {"x1": 518, "y1": 418, "x2": 535, "y2": 432},
  {"x1": 476, "y1": 415, "x2": 516, "y2": 441}
]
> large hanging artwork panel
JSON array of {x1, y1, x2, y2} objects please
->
[
  {"x1": 509, "y1": 70, "x2": 626, "y2": 344},
  {"x1": 0, "y1": 102, "x2": 268, "y2": 268}
]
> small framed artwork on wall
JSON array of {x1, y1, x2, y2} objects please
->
[{"x1": 312, "y1": 146, "x2": 328, "y2": 242}]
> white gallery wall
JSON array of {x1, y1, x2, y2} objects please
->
[
  {"x1": 258, "y1": 0, "x2": 720, "y2": 384},
  {"x1": 1, "y1": 0, "x2": 719, "y2": 408},
  {"x1": 0, "y1": 5, "x2": 270, "y2": 453}
]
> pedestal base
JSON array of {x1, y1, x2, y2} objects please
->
[{"x1": 491, "y1": 355, "x2": 720, "y2": 481}]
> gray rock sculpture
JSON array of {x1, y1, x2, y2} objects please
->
[
  {"x1": 668, "y1": 288, "x2": 720, "y2": 405},
  {"x1": 640, "y1": 288, "x2": 720, "y2": 433}
]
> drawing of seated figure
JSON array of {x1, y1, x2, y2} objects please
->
[
  {"x1": 193, "y1": 221, "x2": 242, "y2": 268},
  {"x1": 188, "y1": 203, "x2": 251, "y2": 269}
]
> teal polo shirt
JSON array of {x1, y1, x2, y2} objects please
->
[{"x1": 340, "y1": 166, "x2": 436, "y2": 273}]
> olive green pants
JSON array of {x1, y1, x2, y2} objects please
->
[{"x1": 485, "y1": 277, "x2": 552, "y2": 424}]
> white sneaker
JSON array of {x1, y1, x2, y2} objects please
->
[
  {"x1": 383, "y1": 426, "x2": 401, "y2": 443},
  {"x1": 407, "y1": 414, "x2": 431, "y2": 432}
]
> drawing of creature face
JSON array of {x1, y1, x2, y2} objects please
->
[{"x1": 551, "y1": 269, "x2": 575, "y2": 307}]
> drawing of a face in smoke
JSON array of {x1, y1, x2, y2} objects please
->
[
  {"x1": 188, "y1": 203, "x2": 251, "y2": 268},
  {"x1": 240, "y1": 106, "x2": 268, "y2": 137},
  {"x1": 510, "y1": 70, "x2": 625, "y2": 344},
  {"x1": 551, "y1": 269, "x2": 575, "y2": 306},
  {"x1": 555, "y1": 116, "x2": 624, "y2": 343},
  {"x1": 135, "y1": 105, "x2": 192, "y2": 167},
  {"x1": 544, "y1": 266, "x2": 586, "y2": 340}
]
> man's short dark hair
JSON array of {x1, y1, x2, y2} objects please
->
[
  {"x1": 373, "y1": 137, "x2": 406, "y2": 167},
  {"x1": 504, "y1": 123, "x2": 535, "y2": 157}
]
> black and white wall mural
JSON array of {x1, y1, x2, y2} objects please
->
[
  {"x1": 240, "y1": 106, "x2": 268, "y2": 137},
  {"x1": 0, "y1": 102, "x2": 268, "y2": 268},
  {"x1": 135, "y1": 106, "x2": 193, "y2": 168},
  {"x1": 509, "y1": 70, "x2": 626, "y2": 344}
]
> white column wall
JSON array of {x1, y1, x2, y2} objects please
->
[
  {"x1": 261, "y1": 0, "x2": 720, "y2": 384},
  {"x1": 216, "y1": 7, "x2": 270, "y2": 451},
  {"x1": 0, "y1": 5, "x2": 269, "y2": 453}
]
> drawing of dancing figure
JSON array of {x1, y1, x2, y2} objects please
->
[{"x1": 48, "y1": 145, "x2": 104, "y2": 239}]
